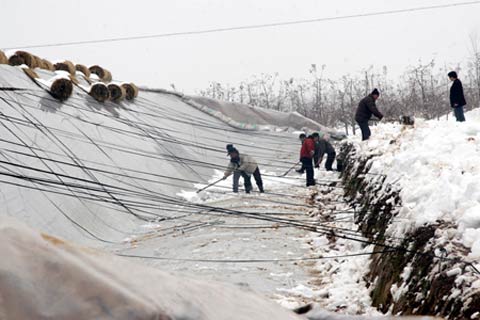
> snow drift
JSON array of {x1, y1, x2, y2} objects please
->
[
  {"x1": 339, "y1": 113, "x2": 480, "y2": 318},
  {"x1": 351, "y1": 113, "x2": 480, "y2": 260}
]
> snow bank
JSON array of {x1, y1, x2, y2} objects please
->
[
  {"x1": 302, "y1": 180, "x2": 381, "y2": 316},
  {"x1": 339, "y1": 114, "x2": 480, "y2": 318},
  {"x1": 351, "y1": 110, "x2": 480, "y2": 260}
]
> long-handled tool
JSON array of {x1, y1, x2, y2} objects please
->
[
  {"x1": 196, "y1": 177, "x2": 225, "y2": 193},
  {"x1": 280, "y1": 161, "x2": 301, "y2": 177}
]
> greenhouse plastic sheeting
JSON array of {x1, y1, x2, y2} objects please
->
[
  {"x1": 186, "y1": 95, "x2": 346, "y2": 140},
  {"x1": 0, "y1": 217, "x2": 301, "y2": 320},
  {"x1": 0, "y1": 65, "x2": 301, "y2": 246}
]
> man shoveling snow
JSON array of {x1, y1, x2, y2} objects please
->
[{"x1": 223, "y1": 144, "x2": 264, "y2": 193}]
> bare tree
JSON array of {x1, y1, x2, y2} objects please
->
[
  {"x1": 468, "y1": 32, "x2": 480, "y2": 108},
  {"x1": 309, "y1": 64, "x2": 327, "y2": 123},
  {"x1": 198, "y1": 58, "x2": 478, "y2": 135}
]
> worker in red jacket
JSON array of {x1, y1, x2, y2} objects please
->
[{"x1": 300, "y1": 133, "x2": 317, "y2": 186}]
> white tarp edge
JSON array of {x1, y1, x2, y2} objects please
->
[{"x1": 0, "y1": 217, "x2": 301, "y2": 320}]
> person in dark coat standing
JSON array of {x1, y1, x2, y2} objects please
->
[
  {"x1": 312, "y1": 133, "x2": 336, "y2": 171},
  {"x1": 299, "y1": 134, "x2": 317, "y2": 186},
  {"x1": 355, "y1": 88, "x2": 384, "y2": 141},
  {"x1": 448, "y1": 71, "x2": 467, "y2": 122}
]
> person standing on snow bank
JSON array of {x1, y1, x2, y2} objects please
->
[
  {"x1": 312, "y1": 132, "x2": 336, "y2": 171},
  {"x1": 223, "y1": 144, "x2": 264, "y2": 193},
  {"x1": 448, "y1": 71, "x2": 467, "y2": 122},
  {"x1": 299, "y1": 134, "x2": 317, "y2": 186},
  {"x1": 355, "y1": 88, "x2": 384, "y2": 141}
]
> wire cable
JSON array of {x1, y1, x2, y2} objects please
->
[
  {"x1": 116, "y1": 249, "x2": 398, "y2": 264},
  {"x1": 3, "y1": 1, "x2": 479, "y2": 50}
]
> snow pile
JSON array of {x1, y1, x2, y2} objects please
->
[
  {"x1": 251, "y1": 171, "x2": 383, "y2": 316},
  {"x1": 303, "y1": 176, "x2": 381, "y2": 316},
  {"x1": 350, "y1": 110, "x2": 480, "y2": 261}
]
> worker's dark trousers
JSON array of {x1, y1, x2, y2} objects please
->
[
  {"x1": 297, "y1": 162, "x2": 305, "y2": 173},
  {"x1": 300, "y1": 157, "x2": 315, "y2": 186},
  {"x1": 313, "y1": 154, "x2": 320, "y2": 168},
  {"x1": 233, "y1": 168, "x2": 264, "y2": 193},
  {"x1": 357, "y1": 120, "x2": 371, "y2": 141},
  {"x1": 325, "y1": 151, "x2": 336, "y2": 171},
  {"x1": 453, "y1": 105, "x2": 466, "y2": 122}
]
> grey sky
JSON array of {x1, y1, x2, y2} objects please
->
[{"x1": 1, "y1": 0, "x2": 480, "y2": 92}]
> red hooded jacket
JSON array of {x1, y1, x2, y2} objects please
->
[{"x1": 300, "y1": 138, "x2": 315, "y2": 159}]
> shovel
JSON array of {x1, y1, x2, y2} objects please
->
[
  {"x1": 280, "y1": 161, "x2": 301, "y2": 177},
  {"x1": 196, "y1": 177, "x2": 225, "y2": 193}
]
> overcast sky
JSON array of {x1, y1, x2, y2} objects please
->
[{"x1": 1, "y1": 0, "x2": 480, "y2": 92}]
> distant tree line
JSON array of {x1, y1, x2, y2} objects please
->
[{"x1": 197, "y1": 38, "x2": 480, "y2": 135}]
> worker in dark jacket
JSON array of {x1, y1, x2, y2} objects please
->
[
  {"x1": 312, "y1": 133, "x2": 336, "y2": 171},
  {"x1": 448, "y1": 71, "x2": 467, "y2": 122},
  {"x1": 299, "y1": 134, "x2": 317, "y2": 186},
  {"x1": 355, "y1": 88, "x2": 384, "y2": 141}
]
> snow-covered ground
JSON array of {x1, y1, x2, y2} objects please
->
[
  {"x1": 271, "y1": 171, "x2": 381, "y2": 316},
  {"x1": 112, "y1": 167, "x2": 381, "y2": 316},
  {"x1": 351, "y1": 110, "x2": 480, "y2": 267}
]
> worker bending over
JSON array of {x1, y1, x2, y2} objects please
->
[
  {"x1": 223, "y1": 144, "x2": 264, "y2": 193},
  {"x1": 313, "y1": 132, "x2": 336, "y2": 171}
]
